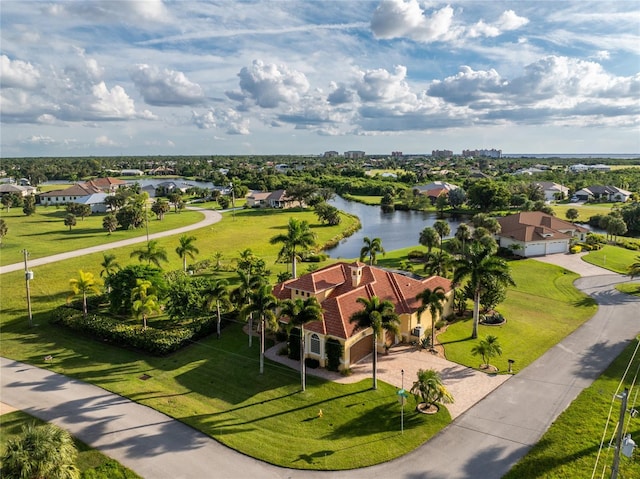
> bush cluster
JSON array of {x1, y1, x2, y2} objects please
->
[
  {"x1": 325, "y1": 338, "x2": 343, "y2": 372},
  {"x1": 50, "y1": 306, "x2": 216, "y2": 355}
]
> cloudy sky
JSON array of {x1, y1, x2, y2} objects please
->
[{"x1": 1, "y1": 0, "x2": 639, "y2": 157}]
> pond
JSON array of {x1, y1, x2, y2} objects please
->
[{"x1": 326, "y1": 196, "x2": 466, "y2": 259}]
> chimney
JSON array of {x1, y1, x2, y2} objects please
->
[{"x1": 349, "y1": 263, "x2": 364, "y2": 288}]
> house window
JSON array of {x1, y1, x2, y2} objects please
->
[{"x1": 310, "y1": 334, "x2": 320, "y2": 354}]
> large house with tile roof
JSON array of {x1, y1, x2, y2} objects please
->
[
  {"x1": 573, "y1": 185, "x2": 632, "y2": 202},
  {"x1": 38, "y1": 177, "x2": 126, "y2": 212},
  {"x1": 273, "y1": 261, "x2": 453, "y2": 371},
  {"x1": 495, "y1": 212, "x2": 588, "y2": 257}
]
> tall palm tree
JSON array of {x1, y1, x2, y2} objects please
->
[
  {"x1": 433, "y1": 220, "x2": 451, "y2": 256},
  {"x1": 241, "y1": 283, "x2": 278, "y2": 374},
  {"x1": 204, "y1": 279, "x2": 230, "y2": 339},
  {"x1": 360, "y1": 236, "x2": 385, "y2": 265},
  {"x1": 410, "y1": 369, "x2": 454, "y2": 409},
  {"x1": 278, "y1": 297, "x2": 323, "y2": 391},
  {"x1": 68, "y1": 270, "x2": 101, "y2": 318},
  {"x1": 1, "y1": 423, "x2": 80, "y2": 479},
  {"x1": 99, "y1": 253, "x2": 120, "y2": 293},
  {"x1": 230, "y1": 270, "x2": 265, "y2": 348},
  {"x1": 270, "y1": 218, "x2": 316, "y2": 278},
  {"x1": 175, "y1": 234, "x2": 199, "y2": 272},
  {"x1": 130, "y1": 239, "x2": 168, "y2": 268},
  {"x1": 453, "y1": 242, "x2": 515, "y2": 339},
  {"x1": 423, "y1": 250, "x2": 454, "y2": 278},
  {"x1": 628, "y1": 255, "x2": 640, "y2": 278},
  {"x1": 349, "y1": 296, "x2": 400, "y2": 390},
  {"x1": 416, "y1": 286, "x2": 447, "y2": 352},
  {"x1": 419, "y1": 227, "x2": 439, "y2": 253},
  {"x1": 131, "y1": 279, "x2": 160, "y2": 330},
  {"x1": 455, "y1": 223, "x2": 472, "y2": 252}
]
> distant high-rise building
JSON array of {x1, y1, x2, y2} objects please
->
[
  {"x1": 462, "y1": 148, "x2": 502, "y2": 158},
  {"x1": 432, "y1": 150, "x2": 453, "y2": 159},
  {"x1": 324, "y1": 151, "x2": 339, "y2": 158},
  {"x1": 391, "y1": 151, "x2": 403, "y2": 158},
  {"x1": 344, "y1": 150, "x2": 365, "y2": 159}
]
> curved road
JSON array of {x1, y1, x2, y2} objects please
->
[
  {"x1": 2, "y1": 268, "x2": 638, "y2": 477},
  {"x1": 0, "y1": 207, "x2": 222, "y2": 274}
]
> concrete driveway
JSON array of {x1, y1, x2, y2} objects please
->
[{"x1": 533, "y1": 251, "x2": 612, "y2": 276}]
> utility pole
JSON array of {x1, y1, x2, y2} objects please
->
[
  {"x1": 22, "y1": 249, "x2": 33, "y2": 327},
  {"x1": 611, "y1": 388, "x2": 628, "y2": 479}
]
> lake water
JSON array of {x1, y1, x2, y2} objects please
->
[{"x1": 326, "y1": 196, "x2": 465, "y2": 259}]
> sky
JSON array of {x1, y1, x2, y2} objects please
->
[{"x1": 1, "y1": 0, "x2": 639, "y2": 158}]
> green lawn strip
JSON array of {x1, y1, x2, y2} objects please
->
[
  {"x1": 550, "y1": 203, "x2": 615, "y2": 221},
  {"x1": 583, "y1": 245, "x2": 639, "y2": 274},
  {"x1": 342, "y1": 194, "x2": 383, "y2": 205},
  {"x1": 0, "y1": 207, "x2": 204, "y2": 266},
  {"x1": 616, "y1": 283, "x2": 640, "y2": 297},
  {"x1": 0, "y1": 410, "x2": 141, "y2": 478},
  {"x1": 504, "y1": 338, "x2": 640, "y2": 479},
  {"x1": 438, "y1": 260, "x2": 597, "y2": 372}
]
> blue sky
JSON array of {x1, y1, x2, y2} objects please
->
[{"x1": 1, "y1": 0, "x2": 639, "y2": 157}]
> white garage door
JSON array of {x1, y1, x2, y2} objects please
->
[
  {"x1": 525, "y1": 243, "x2": 546, "y2": 257},
  {"x1": 547, "y1": 241, "x2": 568, "y2": 254}
]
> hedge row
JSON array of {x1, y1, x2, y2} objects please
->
[{"x1": 50, "y1": 306, "x2": 217, "y2": 356}]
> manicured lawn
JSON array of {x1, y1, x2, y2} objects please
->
[
  {"x1": 583, "y1": 245, "x2": 639, "y2": 275},
  {"x1": 0, "y1": 207, "x2": 204, "y2": 266},
  {"x1": 551, "y1": 202, "x2": 616, "y2": 221},
  {"x1": 343, "y1": 194, "x2": 383, "y2": 205},
  {"x1": 504, "y1": 338, "x2": 640, "y2": 479},
  {"x1": 0, "y1": 410, "x2": 141, "y2": 478},
  {"x1": 616, "y1": 282, "x2": 640, "y2": 297},
  {"x1": 438, "y1": 260, "x2": 597, "y2": 373}
]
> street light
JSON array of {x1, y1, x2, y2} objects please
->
[{"x1": 397, "y1": 368, "x2": 407, "y2": 434}]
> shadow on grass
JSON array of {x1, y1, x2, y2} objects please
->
[{"x1": 574, "y1": 339, "x2": 630, "y2": 381}]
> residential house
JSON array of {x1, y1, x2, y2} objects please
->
[
  {"x1": 413, "y1": 181, "x2": 458, "y2": 203},
  {"x1": 246, "y1": 189, "x2": 298, "y2": 209},
  {"x1": 273, "y1": 262, "x2": 453, "y2": 371},
  {"x1": 573, "y1": 185, "x2": 632, "y2": 202},
  {"x1": 38, "y1": 177, "x2": 126, "y2": 212},
  {"x1": 533, "y1": 181, "x2": 569, "y2": 202},
  {"x1": 495, "y1": 212, "x2": 588, "y2": 257},
  {"x1": 0, "y1": 183, "x2": 37, "y2": 197}
]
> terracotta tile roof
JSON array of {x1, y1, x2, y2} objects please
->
[
  {"x1": 497, "y1": 212, "x2": 587, "y2": 242},
  {"x1": 273, "y1": 262, "x2": 452, "y2": 340},
  {"x1": 39, "y1": 183, "x2": 101, "y2": 197}
]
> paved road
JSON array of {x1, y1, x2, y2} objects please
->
[
  {"x1": 2, "y1": 271, "x2": 638, "y2": 478},
  {"x1": 0, "y1": 207, "x2": 222, "y2": 274}
]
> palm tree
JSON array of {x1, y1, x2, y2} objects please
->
[
  {"x1": 471, "y1": 334, "x2": 503, "y2": 369},
  {"x1": 240, "y1": 283, "x2": 278, "y2": 374},
  {"x1": 131, "y1": 279, "x2": 161, "y2": 330},
  {"x1": 278, "y1": 297, "x2": 323, "y2": 391},
  {"x1": 416, "y1": 286, "x2": 447, "y2": 352},
  {"x1": 629, "y1": 256, "x2": 640, "y2": 278},
  {"x1": 433, "y1": 220, "x2": 451, "y2": 256},
  {"x1": 419, "y1": 226, "x2": 439, "y2": 253},
  {"x1": 455, "y1": 223, "x2": 472, "y2": 252},
  {"x1": 99, "y1": 253, "x2": 120, "y2": 293},
  {"x1": 359, "y1": 236, "x2": 385, "y2": 265},
  {"x1": 68, "y1": 270, "x2": 101, "y2": 318},
  {"x1": 453, "y1": 242, "x2": 515, "y2": 339},
  {"x1": 175, "y1": 234, "x2": 199, "y2": 272},
  {"x1": 204, "y1": 279, "x2": 230, "y2": 339},
  {"x1": 410, "y1": 369, "x2": 454, "y2": 409},
  {"x1": 230, "y1": 270, "x2": 265, "y2": 348},
  {"x1": 1, "y1": 423, "x2": 80, "y2": 479},
  {"x1": 423, "y1": 250, "x2": 454, "y2": 277},
  {"x1": 269, "y1": 218, "x2": 316, "y2": 278},
  {"x1": 130, "y1": 239, "x2": 168, "y2": 268},
  {"x1": 349, "y1": 296, "x2": 400, "y2": 390},
  {"x1": 102, "y1": 213, "x2": 118, "y2": 234},
  {"x1": 0, "y1": 218, "x2": 7, "y2": 246}
]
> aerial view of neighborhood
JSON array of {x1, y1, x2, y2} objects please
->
[{"x1": 1, "y1": 1, "x2": 639, "y2": 478}]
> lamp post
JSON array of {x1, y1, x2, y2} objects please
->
[
  {"x1": 396, "y1": 369, "x2": 407, "y2": 434},
  {"x1": 22, "y1": 249, "x2": 33, "y2": 327},
  {"x1": 229, "y1": 182, "x2": 235, "y2": 220}
]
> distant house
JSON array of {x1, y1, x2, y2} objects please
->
[
  {"x1": 155, "y1": 181, "x2": 187, "y2": 197},
  {"x1": 573, "y1": 186, "x2": 632, "y2": 202},
  {"x1": 38, "y1": 177, "x2": 125, "y2": 212},
  {"x1": 0, "y1": 183, "x2": 37, "y2": 197},
  {"x1": 246, "y1": 189, "x2": 298, "y2": 209},
  {"x1": 496, "y1": 212, "x2": 588, "y2": 257},
  {"x1": 120, "y1": 169, "x2": 145, "y2": 176},
  {"x1": 273, "y1": 262, "x2": 453, "y2": 370},
  {"x1": 413, "y1": 181, "x2": 458, "y2": 203},
  {"x1": 533, "y1": 182, "x2": 569, "y2": 202}
]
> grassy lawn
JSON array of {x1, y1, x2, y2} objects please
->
[
  {"x1": 551, "y1": 202, "x2": 616, "y2": 221},
  {"x1": 342, "y1": 194, "x2": 383, "y2": 205},
  {"x1": 583, "y1": 245, "x2": 639, "y2": 274},
  {"x1": 0, "y1": 410, "x2": 141, "y2": 478},
  {"x1": 504, "y1": 338, "x2": 640, "y2": 479},
  {"x1": 616, "y1": 282, "x2": 640, "y2": 297},
  {"x1": 0, "y1": 207, "x2": 204, "y2": 266},
  {"x1": 438, "y1": 260, "x2": 597, "y2": 373}
]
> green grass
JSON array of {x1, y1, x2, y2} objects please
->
[
  {"x1": 342, "y1": 194, "x2": 383, "y2": 205},
  {"x1": 616, "y1": 283, "x2": 640, "y2": 297},
  {"x1": 0, "y1": 207, "x2": 204, "y2": 266},
  {"x1": 583, "y1": 245, "x2": 639, "y2": 274},
  {"x1": 551, "y1": 202, "x2": 616, "y2": 221},
  {"x1": 438, "y1": 260, "x2": 597, "y2": 373},
  {"x1": 0, "y1": 410, "x2": 141, "y2": 478},
  {"x1": 504, "y1": 338, "x2": 640, "y2": 479}
]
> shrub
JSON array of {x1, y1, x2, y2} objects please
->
[
  {"x1": 435, "y1": 320, "x2": 447, "y2": 330},
  {"x1": 304, "y1": 358, "x2": 320, "y2": 369},
  {"x1": 325, "y1": 338, "x2": 343, "y2": 372},
  {"x1": 340, "y1": 367, "x2": 352, "y2": 377},
  {"x1": 288, "y1": 327, "x2": 301, "y2": 360},
  {"x1": 570, "y1": 245, "x2": 582, "y2": 254},
  {"x1": 407, "y1": 250, "x2": 425, "y2": 260}
]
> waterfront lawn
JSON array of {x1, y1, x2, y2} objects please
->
[
  {"x1": 503, "y1": 338, "x2": 640, "y2": 479},
  {"x1": 551, "y1": 202, "x2": 615, "y2": 221},
  {"x1": 342, "y1": 194, "x2": 383, "y2": 205},
  {"x1": 0, "y1": 410, "x2": 141, "y2": 478},
  {"x1": 438, "y1": 260, "x2": 597, "y2": 372},
  {"x1": 0, "y1": 207, "x2": 204, "y2": 266}
]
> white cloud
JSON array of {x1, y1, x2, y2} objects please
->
[
  {"x1": 496, "y1": 10, "x2": 529, "y2": 31},
  {"x1": 89, "y1": 82, "x2": 137, "y2": 119},
  {"x1": 192, "y1": 108, "x2": 250, "y2": 135},
  {"x1": 22, "y1": 135, "x2": 56, "y2": 145},
  {"x1": 0, "y1": 55, "x2": 40, "y2": 89},
  {"x1": 354, "y1": 65, "x2": 416, "y2": 104},
  {"x1": 95, "y1": 135, "x2": 117, "y2": 146},
  {"x1": 230, "y1": 60, "x2": 310, "y2": 108},
  {"x1": 371, "y1": 1, "x2": 456, "y2": 43},
  {"x1": 130, "y1": 64, "x2": 205, "y2": 106}
]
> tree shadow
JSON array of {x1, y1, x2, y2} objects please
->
[{"x1": 574, "y1": 339, "x2": 630, "y2": 380}]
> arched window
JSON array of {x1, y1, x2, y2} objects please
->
[{"x1": 310, "y1": 333, "x2": 321, "y2": 355}]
